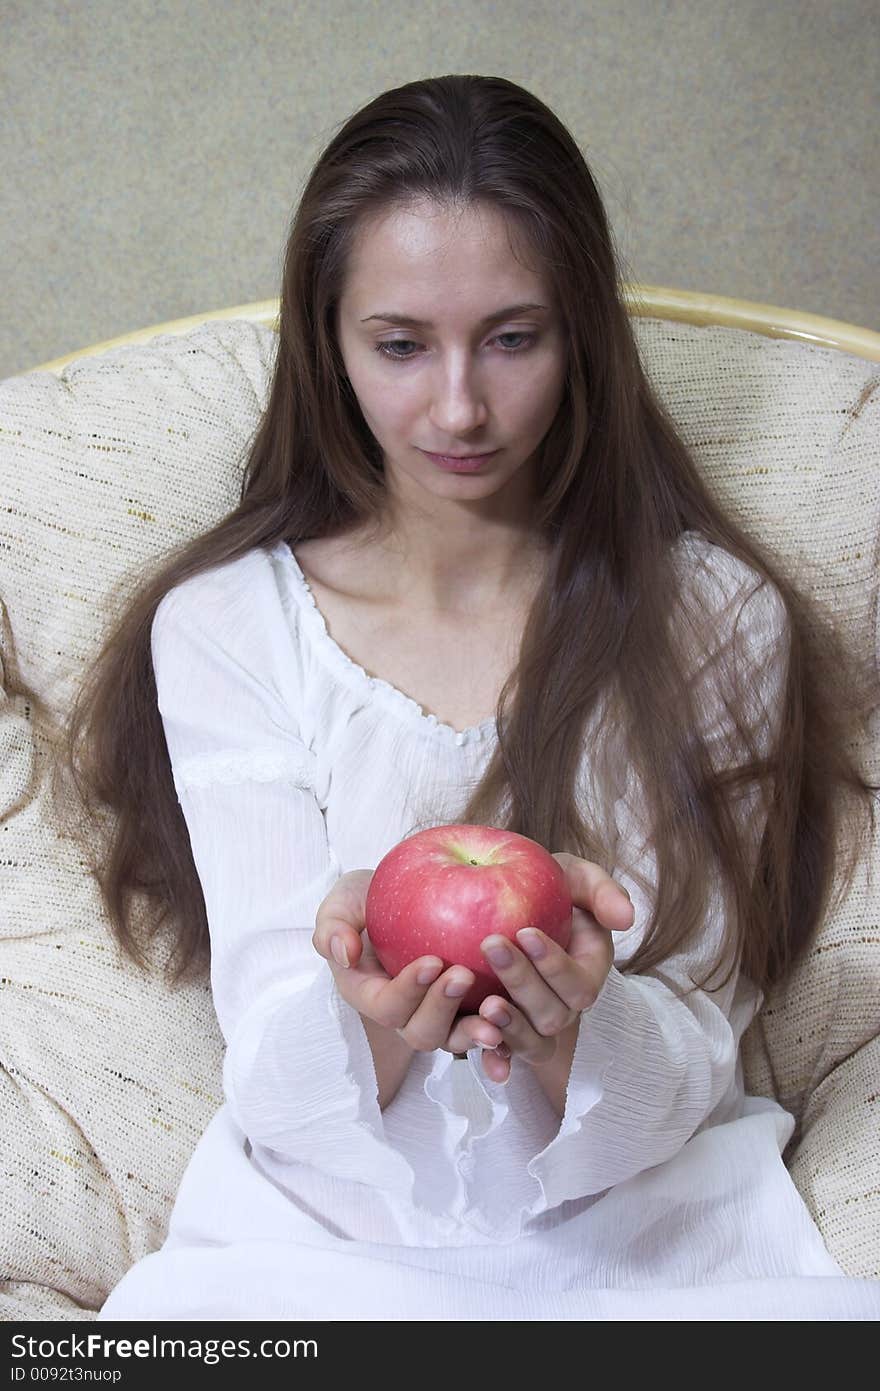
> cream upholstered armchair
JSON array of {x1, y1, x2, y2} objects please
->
[{"x1": 1, "y1": 291, "x2": 878, "y2": 1320}]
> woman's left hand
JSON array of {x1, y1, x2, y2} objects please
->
[{"x1": 473, "y1": 853, "x2": 635, "y2": 1085}]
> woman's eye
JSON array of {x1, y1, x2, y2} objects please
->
[
  {"x1": 375, "y1": 339, "x2": 419, "y2": 360},
  {"x1": 496, "y1": 332, "x2": 534, "y2": 352},
  {"x1": 373, "y1": 332, "x2": 537, "y2": 363}
]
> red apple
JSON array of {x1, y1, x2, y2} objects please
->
[{"x1": 364, "y1": 824, "x2": 573, "y2": 1015}]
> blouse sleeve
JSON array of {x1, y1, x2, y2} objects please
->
[
  {"x1": 150, "y1": 573, "x2": 417, "y2": 1199},
  {"x1": 472, "y1": 550, "x2": 792, "y2": 1213}
]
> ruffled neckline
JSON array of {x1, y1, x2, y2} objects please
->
[{"x1": 273, "y1": 540, "x2": 498, "y2": 748}]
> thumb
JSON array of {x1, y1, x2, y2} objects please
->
[
  {"x1": 551, "y1": 852, "x2": 634, "y2": 931},
  {"x1": 313, "y1": 867, "x2": 375, "y2": 964}
]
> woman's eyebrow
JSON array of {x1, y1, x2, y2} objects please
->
[{"x1": 360, "y1": 303, "x2": 549, "y2": 328}]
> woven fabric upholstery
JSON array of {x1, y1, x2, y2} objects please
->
[{"x1": 0, "y1": 315, "x2": 877, "y2": 1319}]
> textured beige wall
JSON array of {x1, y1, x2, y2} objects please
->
[{"x1": 2, "y1": 0, "x2": 878, "y2": 379}]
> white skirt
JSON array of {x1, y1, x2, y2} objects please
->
[{"x1": 98, "y1": 1098, "x2": 880, "y2": 1322}]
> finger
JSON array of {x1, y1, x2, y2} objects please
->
[
  {"x1": 552, "y1": 853, "x2": 635, "y2": 931},
  {"x1": 312, "y1": 868, "x2": 374, "y2": 965},
  {"x1": 564, "y1": 905, "x2": 616, "y2": 990},
  {"x1": 482, "y1": 1044, "x2": 512, "y2": 1084},
  {"x1": 444, "y1": 1010, "x2": 506, "y2": 1056},
  {"x1": 479, "y1": 993, "x2": 556, "y2": 1066},
  {"x1": 506, "y1": 908, "x2": 614, "y2": 1014},
  {"x1": 481, "y1": 930, "x2": 583, "y2": 1036},
  {"x1": 515, "y1": 915, "x2": 614, "y2": 1014},
  {"x1": 394, "y1": 966, "x2": 484, "y2": 1052},
  {"x1": 361, "y1": 954, "x2": 451, "y2": 1031}
]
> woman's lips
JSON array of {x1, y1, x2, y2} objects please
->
[{"x1": 419, "y1": 449, "x2": 498, "y2": 472}]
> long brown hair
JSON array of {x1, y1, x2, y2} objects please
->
[{"x1": 41, "y1": 74, "x2": 878, "y2": 998}]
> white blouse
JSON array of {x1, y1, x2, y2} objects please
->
[{"x1": 98, "y1": 531, "x2": 880, "y2": 1320}]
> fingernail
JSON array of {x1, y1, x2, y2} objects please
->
[
  {"x1": 487, "y1": 1007, "x2": 511, "y2": 1028},
  {"x1": 516, "y1": 928, "x2": 546, "y2": 959},
  {"x1": 330, "y1": 935, "x2": 349, "y2": 967},
  {"x1": 483, "y1": 939, "x2": 512, "y2": 968},
  {"x1": 444, "y1": 975, "x2": 469, "y2": 998},
  {"x1": 416, "y1": 960, "x2": 443, "y2": 985}
]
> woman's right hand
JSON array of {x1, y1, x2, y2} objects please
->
[{"x1": 312, "y1": 869, "x2": 506, "y2": 1057}]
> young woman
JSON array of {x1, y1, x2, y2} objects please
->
[{"x1": 59, "y1": 75, "x2": 879, "y2": 1319}]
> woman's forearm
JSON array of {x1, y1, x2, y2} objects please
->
[
  {"x1": 361, "y1": 1015, "x2": 416, "y2": 1111},
  {"x1": 530, "y1": 1017, "x2": 581, "y2": 1119}
]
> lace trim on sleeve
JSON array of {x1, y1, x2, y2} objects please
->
[{"x1": 172, "y1": 746, "x2": 318, "y2": 796}]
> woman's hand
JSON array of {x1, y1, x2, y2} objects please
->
[
  {"x1": 474, "y1": 853, "x2": 635, "y2": 1085},
  {"x1": 312, "y1": 869, "x2": 507, "y2": 1057}
]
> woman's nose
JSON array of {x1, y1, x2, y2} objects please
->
[{"x1": 428, "y1": 359, "x2": 489, "y2": 434}]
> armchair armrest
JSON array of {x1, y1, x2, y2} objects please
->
[{"x1": 785, "y1": 1034, "x2": 880, "y2": 1279}]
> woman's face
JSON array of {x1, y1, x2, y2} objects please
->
[{"x1": 335, "y1": 199, "x2": 568, "y2": 508}]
